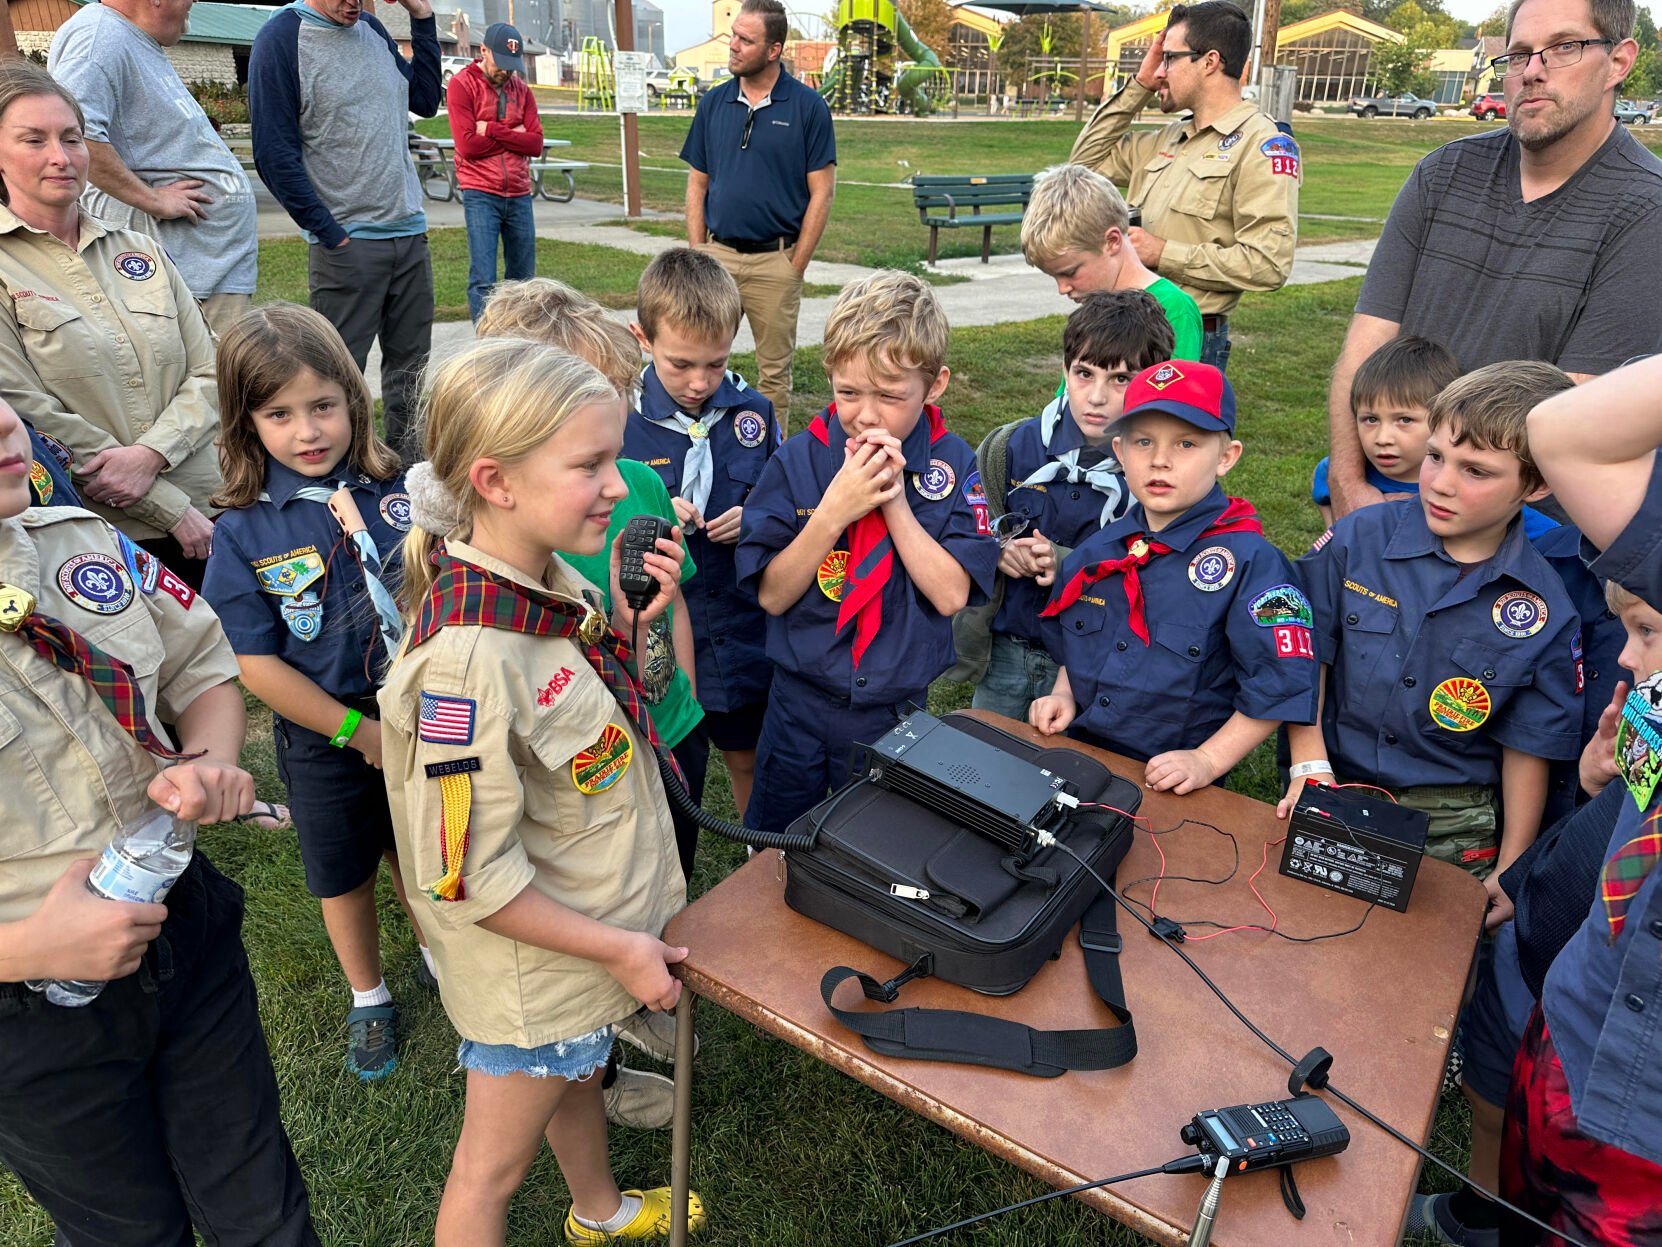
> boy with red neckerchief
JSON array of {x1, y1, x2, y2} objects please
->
[
  {"x1": 1032, "y1": 361, "x2": 1319, "y2": 793},
  {"x1": 735, "y1": 271, "x2": 999, "y2": 833}
]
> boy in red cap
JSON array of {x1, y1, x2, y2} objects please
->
[{"x1": 1031, "y1": 361, "x2": 1319, "y2": 792}]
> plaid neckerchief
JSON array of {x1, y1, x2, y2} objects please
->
[
  {"x1": 406, "y1": 544, "x2": 683, "y2": 787},
  {"x1": 1040, "y1": 497, "x2": 1263, "y2": 644},
  {"x1": 1601, "y1": 806, "x2": 1662, "y2": 943},
  {"x1": 0, "y1": 583, "x2": 201, "y2": 762}
]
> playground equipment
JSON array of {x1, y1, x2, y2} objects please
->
[
  {"x1": 578, "y1": 37, "x2": 613, "y2": 112},
  {"x1": 820, "y1": 0, "x2": 951, "y2": 115}
]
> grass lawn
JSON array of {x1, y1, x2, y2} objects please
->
[{"x1": 0, "y1": 274, "x2": 1475, "y2": 1246}]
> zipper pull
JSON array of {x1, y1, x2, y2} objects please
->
[{"x1": 889, "y1": 884, "x2": 931, "y2": 900}]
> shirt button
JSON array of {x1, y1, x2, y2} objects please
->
[
  {"x1": 1649, "y1": 919, "x2": 1662, "y2": 939},
  {"x1": 1116, "y1": 640, "x2": 1128, "y2": 651},
  {"x1": 1402, "y1": 676, "x2": 1416, "y2": 688},
  {"x1": 1074, "y1": 620, "x2": 1085, "y2": 631},
  {"x1": 1589, "y1": 669, "x2": 1599, "y2": 681},
  {"x1": 1427, "y1": 610, "x2": 1438, "y2": 618},
  {"x1": 1187, "y1": 645, "x2": 1200, "y2": 657},
  {"x1": 116, "y1": 334, "x2": 128, "y2": 344},
  {"x1": 91, "y1": 294, "x2": 103, "y2": 303},
  {"x1": 1626, "y1": 993, "x2": 1646, "y2": 1013},
  {"x1": 1346, "y1": 612, "x2": 1359, "y2": 625},
  {"x1": 1099, "y1": 696, "x2": 1110, "y2": 707},
  {"x1": 1385, "y1": 733, "x2": 1398, "y2": 745},
  {"x1": 707, "y1": 587, "x2": 719, "y2": 597},
  {"x1": 127, "y1": 377, "x2": 142, "y2": 388},
  {"x1": 714, "y1": 636, "x2": 725, "y2": 646},
  {"x1": 855, "y1": 676, "x2": 867, "y2": 687},
  {"x1": 1070, "y1": 490, "x2": 1081, "y2": 500},
  {"x1": 1482, "y1": 668, "x2": 1496, "y2": 680}
]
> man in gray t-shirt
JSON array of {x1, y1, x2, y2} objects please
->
[{"x1": 49, "y1": 0, "x2": 258, "y2": 339}]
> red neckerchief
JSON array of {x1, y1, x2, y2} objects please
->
[
  {"x1": 1039, "y1": 497, "x2": 1262, "y2": 644},
  {"x1": 808, "y1": 404, "x2": 948, "y2": 667}
]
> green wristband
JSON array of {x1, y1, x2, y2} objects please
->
[{"x1": 330, "y1": 708, "x2": 363, "y2": 749}]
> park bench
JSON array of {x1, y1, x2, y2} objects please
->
[
  {"x1": 912, "y1": 173, "x2": 1034, "y2": 265},
  {"x1": 528, "y1": 159, "x2": 592, "y2": 203}
]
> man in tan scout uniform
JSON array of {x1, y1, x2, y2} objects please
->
[{"x1": 1071, "y1": 1, "x2": 1299, "y2": 375}]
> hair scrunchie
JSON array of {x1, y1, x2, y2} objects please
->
[{"x1": 405, "y1": 461, "x2": 465, "y2": 535}]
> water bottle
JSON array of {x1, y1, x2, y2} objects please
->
[{"x1": 28, "y1": 810, "x2": 196, "y2": 1007}]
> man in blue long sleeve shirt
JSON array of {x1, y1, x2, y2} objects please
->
[{"x1": 250, "y1": 0, "x2": 441, "y2": 462}]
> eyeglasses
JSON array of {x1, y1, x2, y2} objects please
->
[
  {"x1": 741, "y1": 110, "x2": 756, "y2": 150},
  {"x1": 991, "y1": 510, "x2": 1032, "y2": 548},
  {"x1": 1489, "y1": 38, "x2": 1612, "y2": 75},
  {"x1": 1160, "y1": 49, "x2": 1206, "y2": 67}
]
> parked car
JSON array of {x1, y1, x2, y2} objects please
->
[
  {"x1": 1614, "y1": 98, "x2": 1654, "y2": 124},
  {"x1": 441, "y1": 55, "x2": 473, "y2": 86},
  {"x1": 1349, "y1": 92, "x2": 1438, "y2": 119},
  {"x1": 1469, "y1": 91, "x2": 1506, "y2": 120}
]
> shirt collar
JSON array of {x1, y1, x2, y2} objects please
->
[
  {"x1": 1382, "y1": 498, "x2": 1542, "y2": 585},
  {"x1": 0, "y1": 203, "x2": 109, "y2": 250},
  {"x1": 1105, "y1": 483, "x2": 1230, "y2": 551},
  {"x1": 816, "y1": 407, "x2": 941, "y2": 472},
  {"x1": 639, "y1": 366, "x2": 750, "y2": 423},
  {"x1": 1188, "y1": 99, "x2": 1258, "y2": 140},
  {"x1": 262, "y1": 458, "x2": 373, "y2": 508},
  {"x1": 1047, "y1": 398, "x2": 1091, "y2": 457},
  {"x1": 446, "y1": 536, "x2": 591, "y2": 606}
]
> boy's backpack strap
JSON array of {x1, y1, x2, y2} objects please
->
[
  {"x1": 943, "y1": 420, "x2": 1023, "y2": 684},
  {"x1": 818, "y1": 892, "x2": 1136, "y2": 1077}
]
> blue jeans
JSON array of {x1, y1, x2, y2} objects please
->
[
  {"x1": 970, "y1": 633, "x2": 1058, "y2": 724},
  {"x1": 1200, "y1": 317, "x2": 1232, "y2": 372},
  {"x1": 462, "y1": 189, "x2": 536, "y2": 321}
]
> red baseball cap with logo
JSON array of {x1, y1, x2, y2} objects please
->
[{"x1": 1117, "y1": 361, "x2": 1237, "y2": 435}]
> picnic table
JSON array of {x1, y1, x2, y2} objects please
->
[{"x1": 409, "y1": 135, "x2": 588, "y2": 203}]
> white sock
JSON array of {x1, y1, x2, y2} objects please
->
[
  {"x1": 419, "y1": 945, "x2": 436, "y2": 976},
  {"x1": 576, "y1": 1193, "x2": 643, "y2": 1233},
  {"x1": 351, "y1": 980, "x2": 392, "y2": 1009}
]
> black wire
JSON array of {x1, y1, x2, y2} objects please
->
[
  {"x1": 1047, "y1": 839, "x2": 1597, "y2": 1247},
  {"x1": 880, "y1": 1163, "x2": 1173, "y2": 1247}
]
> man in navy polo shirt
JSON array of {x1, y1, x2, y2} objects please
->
[{"x1": 682, "y1": 0, "x2": 836, "y2": 428}]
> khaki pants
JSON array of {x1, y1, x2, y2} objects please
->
[
  {"x1": 199, "y1": 292, "x2": 253, "y2": 341},
  {"x1": 701, "y1": 240, "x2": 804, "y2": 428}
]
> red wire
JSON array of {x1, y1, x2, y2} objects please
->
[
  {"x1": 1184, "y1": 836, "x2": 1284, "y2": 941},
  {"x1": 1331, "y1": 782, "x2": 1398, "y2": 802}
]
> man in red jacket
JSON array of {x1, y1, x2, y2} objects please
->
[{"x1": 447, "y1": 22, "x2": 544, "y2": 320}]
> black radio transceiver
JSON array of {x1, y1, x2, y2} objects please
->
[
  {"x1": 1180, "y1": 1094, "x2": 1350, "y2": 1174},
  {"x1": 618, "y1": 515, "x2": 670, "y2": 612}
]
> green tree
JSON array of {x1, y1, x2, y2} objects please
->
[
  {"x1": 1384, "y1": 0, "x2": 1458, "y2": 47},
  {"x1": 997, "y1": 13, "x2": 1081, "y2": 89},
  {"x1": 1277, "y1": 0, "x2": 1325, "y2": 25},
  {"x1": 1627, "y1": 45, "x2": 1659, "y2": 97},
  {"x1": 896, "y1": 0, "x2": 953, "y2": 58},
  {"x1": 1371, "y1": 27, "x2": 1435, "y2": 93},
  {"x1": 1635, "y1": 6, "x2": 1658, "y2": 51}
]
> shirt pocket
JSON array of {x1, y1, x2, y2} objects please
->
[
  {"x1": 523, "y1": 678, "x2": 636, "y2": 853},
  {"x1": 119, "y1": 281, "x2": 187, "y2": 373},
  {"x1": 1171, "y1": 162, "x2": 1232, "y2": 222},
  {"x1": 0, "y1": 700, "x2": 81, "y2": 860},
  {"x1": 1151, "y1": 620, "x2": 1210, "y2": 692},
  {"x1": 13, "y1": 297, "x2": 101, "y2": 381},
  {"x1": 1421, "y1": 638, "x2": 1532, "y2": 738}
]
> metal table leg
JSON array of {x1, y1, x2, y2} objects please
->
[{"x1": 669, "y1": 987, "x2": 694, "y2": 1247}]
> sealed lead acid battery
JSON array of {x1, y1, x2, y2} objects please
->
[{"x1": 1281, "y1": 783, "x2": 1428, "y2": 913}]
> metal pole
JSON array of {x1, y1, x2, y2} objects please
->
[
  {"x1": 1249, "y1": 0, "x2": 1266, "y2": 84},
  {"x1": 1076, "y1": 6, "x2": 1092, "y2": 123},
  {"x1": 614, "y1": 0, "x2": 642, "y2": 217},
  {"x1": 668, "y1": 987, "x2": 695, "y2": 1247}
]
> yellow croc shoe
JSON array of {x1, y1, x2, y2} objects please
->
[{"x1": 564, "y1": 1188, "x2": 706, "y2": 1243}]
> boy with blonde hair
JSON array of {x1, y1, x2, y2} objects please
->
[
  {"x1": 736, "y1": 271, "x2": 999, "y2": 831},
  {"x1": 624, "y1": 249, "x2": 780, "y2": 817},
  {"x1": 1023, "y1": 163, "x2": 1203, "y2": 360}
]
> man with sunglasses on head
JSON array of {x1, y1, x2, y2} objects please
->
[
  {"x1": 1325, "y1": 0, "x2": 1662, "y2": 522},
  {"x1": 1071, "y1": 1, "x2": 1299, "y2": 377}
]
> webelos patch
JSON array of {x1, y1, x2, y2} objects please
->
[
  {"x1": 28, "y1": 460, "x2": 51, "y2": 504},
  {"x1": 1614, "y1": 670, "x2": 1662, "y2": 809},
  {"x1": 734, "y1": 412, "x2": 767, "y2": 448},
  {"x1": 817, "y1": 550, "x2": 849, "y2": 602},
  {"x1": 1492, "y1": 590, "x2": 1547, "y2": 638},
  {"x1": 572, "y1": 723, "x2": 632, "y2": 794},
  {"x1": 1249, "y1": 584, "x2": 1313, "y2": 628},
  {"x1": 1429, "y1": 677, "x2": 1492, "y2": 732},
  {"x1": 1147, "y1": 362, "x2": 1184, "y2": 390},
  {"x1": 253, "y1": 547, "x2": 324, "y2": 597},
  {"x1": 379, "y1": 492, "x2": 412, "y2": 532},
  {"x1": 57, "y1": 553, "x2": 133, "y2": 614},
  {"x1": 114, "y1": 251, "x2": 157, "y2": 281},
  {"x1": 963, "y1": 469, "x2": 990, "y2": 535},
  {"x1": 1260, "y1": 133, "x2": 1301, "y2": 178},
  {"x1": 1188, "y1": 546, "x2": 1236, "y2": 592},
  {"x1": 913, "y1": 458, "x2": 955, "y2": 501}
]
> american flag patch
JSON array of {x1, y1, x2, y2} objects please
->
[{"x1": 420, "y1": 692, "x2": 476, "y2": 745}]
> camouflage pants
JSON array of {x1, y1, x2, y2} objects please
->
[{"x1": 1395, "y1": 783, "x2": 1498, "y2": 878}]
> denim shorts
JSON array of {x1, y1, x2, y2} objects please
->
[{"x1": 456, "y1": 1023, "x2": 616, "y2": 1081}]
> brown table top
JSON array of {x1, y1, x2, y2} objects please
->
[{"x1": 666, "y1": 712, "x2": 1488, "y2": 1246}]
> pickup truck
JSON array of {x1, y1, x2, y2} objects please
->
[{"x1": 1349, "y1": 92, "x2": 1438, "y2": 119}]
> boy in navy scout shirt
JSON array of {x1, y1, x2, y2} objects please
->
[
  {"x1": 1031, "y1": 361, "x2": 1318, "y2": 793},
  {"x1": 1282, "y1": 361, "x2": 1584, "y2": 901},
  {"x1": 625, "y1": 249, "x2": 780, "y2": 818},
  {"x1": 736, "y1": 271, "x2": 998, "y2": 833},
  {"x1": 957, "y1": 291, "x2": 1173, "y2": 721}
]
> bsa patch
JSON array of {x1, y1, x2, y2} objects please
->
[
  {"x1": 113, "y1": 251, "x2": 157, "y2": 281},
  {"x1": 280, "y1": 590, "x2": 323, "y2": 641},
  {"x1": 536, "y1": 666, "x2": 578, "y2": 707},
  {"x1": 1492, "y1": 590, "x2": 1547, "y2": 639},
  {"x1": 1188, "y1": 546, "x2": 1236, "y2": 592},
  {"x1": 1429, "y1": 677, "x2": 1492, "y2": 733},
  {"x1": 379, "y1": 492, "x2": 412, "y2": 532},
  {"x1": 253, "y1": 547, "x2": 324, "y2": 597},
  {"x1": 572, "y1": 723, "x2": 632, "y2": 794},
  {"x1": 963, "y1": 470, "x2": 990, "y2": 535},
  {"x1": 734, "y1": 412, "x2": 767, "y2": 448},
  {"x1": 1249, "y1": 584, "x2": 1313, "y2": 629},
  {"x1": 1148, "y1": 363, "x2": 1184, "y2": 391},
  {"x1": 1615, "y1": 671, "x2": 1662, "y2": 809},
  {"x1": 818, "y1": 549, "x2": 849, "y2": 602},
  {"x1": 1273, "y1": 624, "x2": 1315, "y2": 659},
  {"x1": 115, "y1": 531, "x2": 159, "y2": 595},
  {"x1": 420, "y1": 691, "x2": 476, "y2": 745},
  {"x1": 1260, "y1": 133, "x2": 1301, "y2": 178},
  {"x1": 56, "y1": 553, "x2": 133, "y2": 614},
  {"x1": 28, "y1": 460, "x2": 50, "y2": 504},
  {"x1": 1218, "y1": 130, "x2": 1243, "y2": 151},
  {"x1": 913, "y1": 459, "x2": 955, "y2": 501},
  {"x1": 33, "y1": 431, "x2": 71, "y2": 471}
]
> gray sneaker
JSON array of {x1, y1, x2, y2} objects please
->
[
  {"x1": 1403, "y1": 1193, "x2": 1499, "y2": 1247},
  {"x1": 602, "y1": 1057, "x2": 675, "y2": 1129},
  {"x1": 618, "y1": 1006, "x2": 698, "y2": 1064},
  {"x1": 345, "y1": 1004, "x2": 399, "y2": 1081}
]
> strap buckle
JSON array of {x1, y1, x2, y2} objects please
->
[
  {"x1": 1078, "y1": 930, "x2": 1122, "y2": 956},
  {"x1": 863, "y1": 953, "x2": 934, "y2": 1003}
]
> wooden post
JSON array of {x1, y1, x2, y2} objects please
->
[
  {"x1": 1075, "y1": 6, "x2": 1092, "y2": 123},
  {"x1": 1261, "y1": 0, "x2": 1281, "y2": 68},
  {"x1": 614, "y1": 0, "x2": 642, "y2": 218}
]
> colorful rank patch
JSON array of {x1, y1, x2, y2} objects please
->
[
  {"x1": 1260, "y1": 133, "x2": 1301, "y2": 178},
  {"x1": 734, "y1": 412, "x2": 767, "y2": 448},
  {"x1": 1218, "y1": 129, "x2": 1242, "y2": 151},
  {"x1": 1272, "y1": 624, "x2": 1315, "y2": 659},
  {"x1": 114, "y1": 531, "x2": 160, "y2": 595},
  {"x1": 28, "y1": 460, "x2": 51, "y2": 504},
  {"x1": 57, "y1": 553, "x2": 133, "y2": 614},
  {"x1": 114, "y1": 251, "x2": 157, "y2": 281},
  {"x1": 572, "y1": 723, "x2": 632, "y2": 794},
  {"x1": 1147, "y1": 363, "x2": 1184, "y2": 390},
  {"x1": 280, "y1": 590, "x2": 323, "y2": 641},
  {"x1": 1493, "y1": 590, "x2": 1548, "y2": 639},
  {"x1": 1188, "y1": 546, "x2": 1236, "y2": 592},
  {"x1": 379, "y1": 492, "x2": 412, "y2": 532},
  {"x1": 913, "y1": 459, "x2": 955, "y2": 501},
  {"x1": 1311, "y1": 528, "x2": 1334, "y2": 553},
  {"x1": 1429, "y1": 677, "x2": 1492, "y2": 733},
  {"x1": 1615, "y1": 671, "x2": 1662, "y2": 810},
  {"x1": 419, "y1": 691, "x2": 476, "y2": 745},
  {"x1": 1249, "y1": 584, "x2": 1313, "y2": 629},
  {"x1": 818, "y1": 549, "x2": 849, "y2": 602},
  {"x1": 963, "y1": 470, "x2": 990, "y2": 535},
  {"x1": 537, "y1": 666, "x2": 578, "y2": 707},
  {"x1": 253, "y1": 547, "x2": 324, "y2": 597}
]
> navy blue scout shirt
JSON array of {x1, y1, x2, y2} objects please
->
[
  {"x1": 26, "y1": 426, "x2": 79, "y2": 508},
  {"x1": 1589, "y1": 450, "x2": 1662, "y2": 608},
  {"x1": 1039, "y1": 484, "x2": 1319, "y2": 761},
  {"x1": 1300, "y1": 502, "x2": 1583, "y2": 791},
  {"x1": 993, "y1": 398, "x2": 1128, "y2": 645},
  {"x1": 680, "y1": 70, "x2": 836, "y2": 244},
  {"x1": 736, "y1": 406, "x2": 998, "y2": 706},
  {"x1": 624, "y1": 366, "x2": 780, "y2": 714},
  {"x1": 201, "y1": 460, "x2": 411, "y2": 701}
]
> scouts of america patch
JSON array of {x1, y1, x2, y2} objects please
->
[
  {"x1": 27, "y1": 460, "x2": 51, "y2": 504},
  {"x1": 1615, "y1": 671, "x2": 1662, "y2": 810},
  {"x1": 913, "y1": 459, "x2": 955, "y2": 501},
  {"x1": 1188, "y1": 546, "x2": 1236, "y2": 592},
  {"x1": 1260, "y1": 133, "x2": 1300, "y2": 178},
  {"x1": 734, "y1": 412, "x2": 767, "y2": 448},
  {"x1": 1249, "y1": 584, "x2": 1313, "y2": 628},
  {"x1": 1429, "y1": 677, "x2": 1491, "y2": 732},
  {"x1": 572, "y1": 724, "x2": 632, "y2": 794},
  {"x1": 1493, "y1": 590, "x2": 1547, "y2": 639},
  {"x1": 114, "y1": 251, "x2": 157, "y2": 281},
  {"x1": 379, "y1": 493, "x2": 412, "y2": 532},
  {"x1": 818, "y1": 549, "x2": 849, "y2": 601},
  {"x1": 57, "y1": 553, "x2": 133, "y2": 614},
  {"x1": 253, "y1": 547, "x2": 325, "y2": 596}
]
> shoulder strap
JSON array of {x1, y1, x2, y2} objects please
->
[
  {"x1": 976, "y1": 419, "x2": 1021, "y2": 516},
  {"x1": 818, "y1": 890, "x2": 1135, "y2": 1077}
]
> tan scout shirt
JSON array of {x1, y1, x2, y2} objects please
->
[
  {"x1": 380, "y1": 539, "x2": 687, "y2": 1047},
  {"x1": 1071, "y1": 84, "x2": 1300, "y2": 317},
  {"x1": 0, "y1": 508, "x2": 240, "y2": 926},
  {"x1": 0, "y1": 205, "x2": 221, "y2": 540}
]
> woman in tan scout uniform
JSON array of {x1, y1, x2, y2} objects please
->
[
  {"x1": 0, "y1": 391, "x2": 319, "y2": 1244},
  {"x1": 380, "y1": 339, "x2": 705, "y2": 1245},
  {"x1": 0, "y1": 63, "x2": 220, "y2": 585}
]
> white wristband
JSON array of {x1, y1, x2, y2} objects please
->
[{"x1": 1289, "y1": 760, "x2": 1333, "y2": 780}]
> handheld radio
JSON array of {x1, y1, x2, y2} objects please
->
[
  {"x1": 618, "y1": 515, "x2": 670, "y2": 612},
  {"x1": 1181, "y1": 1094, "x2": 1350, "y2": 1174}
]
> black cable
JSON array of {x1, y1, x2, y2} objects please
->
[{"x1": 1047, "y1": 839, "x2": 1597, "y2": 1247}]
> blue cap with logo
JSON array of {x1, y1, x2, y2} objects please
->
[{"x1": 483, "y1": 22, "x2": 525, "y2": 75}]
